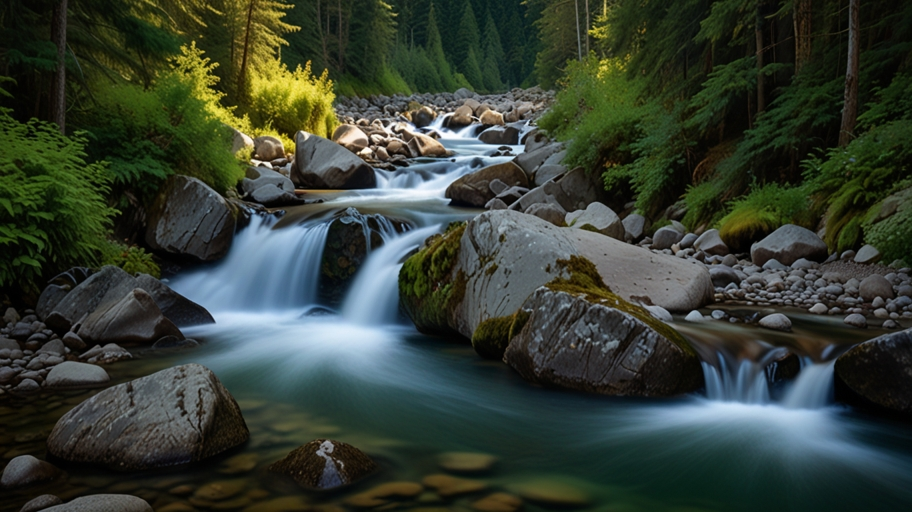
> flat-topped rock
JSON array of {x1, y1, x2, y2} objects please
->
[{"x1": 751, "y1": 224, "x2": 828, "y2": 267}]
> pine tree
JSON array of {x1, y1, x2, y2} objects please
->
[
  {"x1": 425, "y1": 4, "x2": 458, "y2": 91},
  {"x1": 453, "y1": 1, "x2": 481, "y2": 71},
  {"x1": 462, "y1": 45, "x2": 484, "y2": 91},
  {"x1": 481, "y1": 9, "x2": 505, "y2": 92}
]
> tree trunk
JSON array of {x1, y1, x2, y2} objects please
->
[
  {"x1": 839, "y1": 0, "x2": 859, "y2": 147},
  {"x1": 237, "y1": 0, "x2": 257, "y2": 102},
  {"x1": 49, "y1": 0, "x2": 67, "y2": 134},
  {"x1": 793, "y1": 0, "x2": 812, "y2": 74},
  {"x1": 574, "y1": 0, "x2": 581, "y2": 61},
  {"x1": 755, "y1": 4, "x2": 766, "y2": 114}
]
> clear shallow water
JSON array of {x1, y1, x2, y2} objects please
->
[{"x1": 3, "y1": 127, "x2": 912, "y2": 511}]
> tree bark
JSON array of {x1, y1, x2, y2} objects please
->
[
  {"x1": 237, "y1": 0, "x2": 257, "y2": 102},
  {"x1": 755, "y1": 4, "x2": 766, "y2": 114},
  {"x1": 49, "y1": 0, "x2": 67, "y2": 134},
  {"x1": 839, "y1": 0, "x2": 860, "y2": 147},
  {"x1": 793, "y1": 0, "x2": 812, "y2": 74}
]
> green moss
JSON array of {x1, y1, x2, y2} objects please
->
[
  {"x1": 546, "y1": 256, "x2": 696, "y2": 357},
  {"x1": 485, "y1": 262, "x2": 499, "y2": 276},
  {"x1": 509, "y1": 309, "x2": 530, "y2": 340},
  {"x1": 471, "y1": 315, "x2": 515, "y2": 359},
  {"x1": 399, "y1": 223, "x2": 468, "y2": 335},
  {"x1": 579, "y1": 223, "x2": 601, "y2": 234}
]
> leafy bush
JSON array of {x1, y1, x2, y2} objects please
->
[
  {"x1": 0, "y1": 111, "x2": 114, "y2": 291},
  {"x1": 245, "y1": 59, "x2": 337, "y2": 139},
  {"x1": 79, "y1": 44, "x2": 245, "y2": 201},
  {"x1": 716, "y1": 183, "x2": 812, "y2": 252},
  {"x1": 681, "y1": 181, "x2": 725, "y2": 231},
  {"x1": 863, "y1": 188, "x2": 912, "y2": 265},
  {"x1": 100, "y1": 240, "x2": 161, "y2": 278}
]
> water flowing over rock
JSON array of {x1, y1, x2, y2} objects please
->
[
  {"x1": 835, "y1": 328, "x2": 912, "y2": 415},
  {"x1": 269, "y1": 439, "x2": 378, "y2": 490},
  {"x1": 292, "y1": 130, "x2": 377, "y2": 189},
  {"x1": 750, "y1": 224, "x2": 828, "y2": 267},
  {"x1": 145, "y1": 175, "x2": 236, "y2": 262},
  {"x1": 504, "y1": 287, "x2": 703, "y2": 397},
  {"x1": 47, "y1": 364, "x2": 249, "y2": 470}
]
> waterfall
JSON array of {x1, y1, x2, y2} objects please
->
[
  {"x1": 782, "y1": 360, "x2": 836, "y2": 409},
  {"x1": 341, "y1": 225, "x2": 442, "y2": 325},
  {"x1": 170, "y1": 214, "x2": 330, "y2": 312}
]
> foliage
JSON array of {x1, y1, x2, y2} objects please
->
[
  {"x1": 245, "y1": 59, "x2": 338, "y2": 139},
  {"x1": 716, "y1": 183, "x2": 812, "y2": 252},
  {"x1": 79, "y1": 46, "x2": 245, "y2": 200},
  {"x1": 100, "y1": 240, "x2": 161, "y2": 278},
  {"x1": 863, "y1": 189, "x2": 912, "y2": 265},
  {"x1": 0, "y1": 111, "x2": 114, "y2": 291}
]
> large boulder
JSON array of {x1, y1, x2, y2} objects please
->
[
  {"x1": 332, "y1": 124, "x2": 369, "y2": 153},
  {"x1": 47, "y1": 266, "x2": 213, "y2": 332},
  {"x1": 269, "y1": 439, "x2": 378, "y2": 490},
  {"x1": 565, "y1": 202, "x2": 624, "y2": 240},
  {"x1": 835, "y1": 328, "x2": 912, "y2": 415},
  {"x1": 478, "y1": 126, "x2": 519, "y2": 146},
  {"x1": 47, "y1": 364, "x2": 249, "y2": 470},
  {"x1": 446, "y1": 162, "x2": 529, "y2": 207},
  {"x1": 504, "y1": 282, "x2": 703, "y2": 397},
  {"x1": 399, "y1": 210, "x2": 713, "y2": 340},
  {"x1": 750, "y1": 224, "x2": 828, "y2": 267},
  {"x1": 292, "y1": 131, "x2": 377, "y2": 189},
  {"x1": 77, "y1": 288, "x2": 183, "y2": 345},
  {"x1": 145, "y1": 175, "x2": 236, "y2": 262}
]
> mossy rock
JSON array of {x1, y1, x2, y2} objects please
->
[
  {"x1": 398, "y1": 222, "x2": 468, "y2": 335},
  {"x1": 471, "y1": 311, "x2": 530, "y2": 360}
]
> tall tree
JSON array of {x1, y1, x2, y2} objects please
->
[
  {"x1": 839, "y1": 0, "x2": 859, "y2": 147},
  {"x1": 49, "y1": 0, "x2": 67, "y2": 133},
  {"x1": 454, "y1": 1, "x2": 481, "y2": 73}
]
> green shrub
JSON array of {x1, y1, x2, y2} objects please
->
[
  {"x1": 0, "y1": 111, "x2": 115, "y2": 291},
  {"x1": 79, "y1": 44, "x2": 245, "y2": 201},
  {"x1": 681, "y1": 181, "x2": 725, "y2": 231},
  {"x1": 246, "y1": 59, "x2": 337, "y2": 139},
  {"x1": 100, "y1": 240, "x2": 161, "y2": 278},
  {"x1": 863, "y1": 188, "x2": 912, "y2": 265},
  {"x1": 716, "y1": 183, "x2": 812, "y2": 252}
]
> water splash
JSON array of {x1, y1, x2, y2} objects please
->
[
  {"x1": 782, "y1": 359, "x2": 836, "y2": 409},
  {"x1": 170, "y1": 214, "x2": 329, "y2": 312}
]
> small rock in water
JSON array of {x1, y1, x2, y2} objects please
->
[
  {"x1": 438, "y1": 452, "x2": 498, "y2": 474},
  {"x1": 844, "y1": 314, "x2": 867, "y2": 328},
  {"x1": 759, "y1": 313, "x2": 792, "y2": 332},
  {"x1": 43, "y1": 494, "x2": 153, "y2": 512},
  {"x1": 0, "y1": 455, "x2": 61, "y2": 488},
  {"x1": 684, "y1": 311, "x2": 706, "y2": 322},
  {"x1": 883, "y1": 320, "x2": 900, "y2": 329},
  {"x1": 45, "y1": 361, "x2": 110, "y2": 388},
  {"x1": 422, "y1": 473, "x2": 488, "y2": 497},
  {"x1": 345, "y1": 481, "x2": 424, "y2": 508},
  {"x1": 508, "y1": 478, "x2": 591, "y2": 508},
  {"x1": 20, "y1": 494, "x2": 63, "y2": 512},
  {"x1": 193, "y1": 478, "x2": 247, "y2": 501},
  {"x1": 711, "y1": 310, "x2": 727, "y2": 320},
  {"x1": 269, "y1": 439, "x2": 377, "y2": 490},
  {"x1": 809, "y1": 303, "x2": 828, "y2": 315},
  {"x1": 13, "y1": 378, "x2": 40, "y2": 393},
  {"x1": 643, "y1": 305, "x2": 673, "y2": 323},
  {"x1": 472, "y1": 493, "x2": 523, "y2": 512}
]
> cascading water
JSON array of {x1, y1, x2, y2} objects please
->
[{"x1": 782, "y1": 359, "x2": 836, "y2": 409}]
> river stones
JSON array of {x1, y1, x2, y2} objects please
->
[
  {"x1": 241, "y1": 166, "x2": 297, "y2": 207},
  {"x1": 332, "y1": 124, "x2": 369, "y2": 152},
  {"x1": 472, "y1": 493, "x2": 523, "y2": 512},
  {"x1": 45, "y1": 361, "x2": 110, "y2": 388},
  {"x1": 146, "y1": 175, "x2": 236, "y2": 261},
  {"x1": 20, "y1": 495, "x2": 63, "y2": 512},
  {"x1": 253, "y1": 135, "x2": 285, "y2": 161},
  {"x1": 446, "y1": 162, "x2": 528, "y2": 208},
  {"x1": 504, "y1": 281, "x2": 703, "y2": 397},
  {"x1": 507, "y1": 478, "x2": 590, "y2": 508},
  {"x1": 565, "y1": 202, "x2": 624, "y2": 240},
  {"x1": 835, "y1": 327, "x2": 912, "y2": 415},
  {"x1": 438, "y1": 452, "x2": 498, "y2": 474},
  {"x1": 478, "y1": 126, "x2": 519, "y2": 145},
  {"x1": 694, "y1": 229, "x2": 728, "y2": 256},
  {"x1": 345, "y1": 482, "x2": 424, "y2": 508},
  {"x1": 77, "y1": 288, "x2": 184, "y2": 345},
  {"x1": 292, "y1": 130, "x2": 377, "y2": 189},
  {"x1": 758, "y1": 313, "x2": 792, "y2": 332},
  {"x1": 422, "y1": 474, "x2": 487, "y2": 497},
  {"x1": 407, "y1": 132, "x2": 449, "y2": 157},
  {"x1": 860, "y1": 274, "x2": 895, "y2": 302},
  {"x1": 269, "y1": 439, "x2": 378, "y2": 490},
  {"x1": 0, "y1": 455, "x2": 61, "y2": 488},
  {"x1": 47, "y1": 364, "x2": 249, "y2": 470},
  {"x1": 750, "y1": 224, "x2": 828, "y2": 267},
  {"x1": 41, "y1": 494, "x2": 153, "y2": 512}
]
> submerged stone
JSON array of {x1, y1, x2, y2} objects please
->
[{"x1": 269, "y1": 439, "x2": 377, "y2": 490}]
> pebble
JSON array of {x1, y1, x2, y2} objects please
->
[
  {"x1": 438, "y1": 452, "x2": 498, "y2": 474},
  {"x1": 346, "y1": 482, "x2": 424, "y2": 508},
  {"x1": 508, "y1": 478, "x2": 591, "y2": 508},
  {"x1": 0, "y1": 455, "x2": 61, "y2": 487},
  {"x1": 13, "y1": 378, "x2": 40, "y2": 393},
  {"x1": 844, "y1": 314, "x2": 867, "y2": 328},
  {"x1": 422, "y1": 474, "x2": 487, "y2": 497},
  {"x1": 193, "y1": 479, "x2": 248, "y2": 501},
  {"x1": 758, "y1": 313, "x2": 792, "y2": 332},
  {"x1": 684, "y1": 311, "x2": 706, "y2": 322},
  {"x1": 883, "y1": 320, "x2": 900, "y2": 329},
  {"x1": 472, "y1": 493, "x2": 523, "y2": 512},
  {"x1": 20, "y1": 494, "x2": 63, "y2": 512}
]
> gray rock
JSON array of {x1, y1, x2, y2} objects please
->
[
  {"x1": 485, "y1": 198, "x2": 508, "y2": 210},
  {"x1": 565, "y1": 202, "x2": 624, "y2": 240},
  {"x1": 47, "y1": 364, "x2": 249, "y2": 470},
  {"x1": 0, "y1": 337, "x2": 18, "y2": 351},
  {"x1": 0, "y1": 455, "x2": 60, "y2": 488},
  {"x1": 13, "y1": 379, "x2": 39, "y2": 393},
  {"x1": 709, "y1": 265, "x2": 741, "y2": 288},
  {"x1": 292, "y1": 131, "x2": 377, "y2": 189},
  {"x1": 860, "y1": 274, "x2": 895, "y2": 302},
  {"x1": 694, "y1": 229, "x2": 728, "y2": 256},
  {"x1": 269, "y1": 439, "x2": 378, "y2": 490},
  {"x1": 513, "y1": 143, "x2": 562, "y2": 177},
  {"x1": 684, "y1": 311, "x2": 706, "y2": 322},
  {"x1": 854, "y1": 244, "x2": 882, "y2": 264},
  {"x1": 525, "y1": 203, "x2": 567, "y2": 226},
  {"x1": 478, "y1": 126, "x2": 519, "y2": 145},
  {"x1": 446, "y1": 162, "x2": 528, "y2": 207},
  {"x1": 331, "y1": 124, "x2": 369, "y2": 152},
  {"x1": 241, "y1": 166, "x2": 297, "y2": 207},
  {"x1": 20, "y1": 494, "x2": 63, "y2": 512},
  {"x1": 0, "y1": 366, "x2": 18, "y2": 384},
  {"x1": 488, "y1": 178, "x2": 509, "y2": 195},
  {"x1": 721, "y1": 254, "x2": 739, "y2": 267},
  {"x1": 644, "y1": 305, "x2": 673, "y2": 323},
  {"x1": 145, "y1": 175, "x2": 236, "y2": 261},
  {"x1": 532, "y1": 164, "x2": 567, "y2": 187},
  {"x1": 504, "y1": 288, "x2": 703, "y2": 396},
  {"x1": 36, "y1": 339, "x2": 65, "y2": 357},
  {"x1": 883, "y1": 320, "x2": 900, "y2": 329},
  {"x1": 253, "y1": 135, "x2": 284, "y2": 161},
  {"x1": 77, "y1": 289, "x2": 183, "y2": 345},
  {"x1": 679, "y1": 233, "x2": 698, "y2": 249},
  {"x1": 750, "y1": 224, "x2": 828, "y2": 267},
  {"x1": 844, "y1": 314, "x2": 868, "y2": 328},
  {"x1": 79, "y1": 343, "x2": 132, "y2": 364},
  {"x1": 495, "y1": 186, "x2": 528, "y2": 206},
  {"x1": 41, "y1": 495, "x2": 152, "y2": 512},
  {"x1": 809, "y1": 303, "x2": 828, "y2": 314},
  {"x1": 652, "y1": 227, "x2": 684, "y2": 250},
  {"x1": 763, "y1": 259, "x2": 788, "y2": 271},
  {"x1": 45, "y1": 361, "x2": 110, "y2": 388},
  {"x1": 407, "y1": 131, "x2": 448, "y2": 157},
  {"x1": 758, "y1": 313, "x2": 792, "y2": 332},
  {"x1": 622, "y1": 214, "x2": 647, "y2": 242},
  {"x1": 133, "y1": 275, "x2": 214, "y2": 328},
  {"x1": 791, "y1": 258, "x2": 817, "y2": 269},
  {"x1": 835, "y1": 327, "x2": 912, "y2": 414},
  {"x1": 229, "y1": 127, "x2": 254, "y2": 154}
]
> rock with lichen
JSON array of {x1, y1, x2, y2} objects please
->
[{"x1": 269, "y1": 439, "x2": 377, "y2": 490}]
